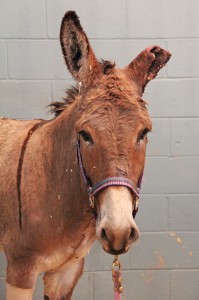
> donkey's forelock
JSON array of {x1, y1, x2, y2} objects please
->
[{"x1": 50, "y1": 59, "x2": 116, "y2": 118}]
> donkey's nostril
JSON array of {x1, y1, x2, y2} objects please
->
[
  {"x1": 129, "y1": 227, "x2": 139, "y2": 243},
  {"x1": 101, "y1": 228, "x2": 108, "y2": 242},
  {"x1": 130, "y1": 228, "x2": 135, "y2": 240}
]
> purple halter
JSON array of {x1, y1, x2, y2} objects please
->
[{"x1": 76, "y1": 140, "x2": 143, "y2": 218}]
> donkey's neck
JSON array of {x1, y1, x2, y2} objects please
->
[
  {"x1": 17, "y1": 109, "x2": 96, "y2": 260},
  {"x1": 37, "y1": 107, "x2": 92, "y2": 222}
]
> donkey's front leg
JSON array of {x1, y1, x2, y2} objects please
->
[
  {"x1": 5, "y1": 254, "x2": 39, "y2": 300},
  {"x1": 6, "y1": 283, "x2": 35, "y2": 300},
  {"x1": 44, "y1": 258, "x2": 84, "y2": 300}
]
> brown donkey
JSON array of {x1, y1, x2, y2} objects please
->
[{"x1": 0, "y1": 11, "x2": 171, "y2": 300}]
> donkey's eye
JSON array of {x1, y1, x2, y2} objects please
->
[
  {"x1": 79, "y1": 130, "x2": 93, "y2": 144},
  {"x1": 139, "y1": 128, "x2": 149, "y2": 141}
]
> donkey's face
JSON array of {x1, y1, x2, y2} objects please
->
[
  {"x1": 75, "y1": 72, "x2": 151, "y2": 254},
  {"x1": 60, "y1": 11, "x2": 171, "y2": 255}
]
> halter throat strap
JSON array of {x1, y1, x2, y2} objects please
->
[{"x1": 77, "y1": 140, "x2": 142, "y2": 218}]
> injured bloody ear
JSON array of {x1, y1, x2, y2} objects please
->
[{"x1": 126, "y1": 45, "x2": 171, "y2": 94}]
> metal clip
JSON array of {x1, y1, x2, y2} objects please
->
[
  {"x1": 112, "y1": 255, "x2": 123, "y2": 294},
  {"x1": 135, "y1": 197, "x2": 139, "y2": 210},
  {"x1": 112, "y1": 255, "x2": 121, "y2": 269},
  {"x1": 78, "y1": 81, "x2": 82, "y2": 94}
]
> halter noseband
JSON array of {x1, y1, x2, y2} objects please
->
[{"x1": 77, "y1": 140, "x2": 143, "y2": 218}]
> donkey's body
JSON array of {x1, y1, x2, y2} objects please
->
[
  {"x1": 0, "y1": 112, "x2": 96, "y2": 299},
  {"x1": 0, "y1": 11, "x2": 171, "y2": 300}
]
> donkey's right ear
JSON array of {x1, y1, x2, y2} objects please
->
[{"x1": 60, "y1": 11, "x2": 99, "y2": 86}]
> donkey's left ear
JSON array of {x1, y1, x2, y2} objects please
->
[
  {"x1": 126, "y1": 46, "x2": 171, "y2": 94},
  {"x1": 60, "y1": 11, "x2": 99, "y2": 86}
]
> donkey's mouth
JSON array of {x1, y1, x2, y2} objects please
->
[
  {"x1": 109, "y1": 247, "x2": 128, "y2": 256},
  {"x1": 102, "y1": 244, "x2": 129, "y2": 256}
]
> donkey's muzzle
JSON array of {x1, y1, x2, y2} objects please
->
[
  {"x1": 100, "y1": 225, "x2": 139, "y2": 255},
  {"x1": 97, "y1": 186, "x2": 140, "y2": 254}
]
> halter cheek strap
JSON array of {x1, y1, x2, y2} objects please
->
[{"x1": 76, "y1": 140, "x2": 143, "y2": 218}]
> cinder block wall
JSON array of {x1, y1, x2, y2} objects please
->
[{"x1": 0, "y1": 1, "x2": 199, "y2": 299}]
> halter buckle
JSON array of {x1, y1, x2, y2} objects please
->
[{"x1": 88, "y1": 187, "x2": 95, "y2": 208}]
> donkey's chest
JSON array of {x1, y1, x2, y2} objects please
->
[
  {"x1": 42, "y1": 220, "x2": 96, "y2": 271},
  {"x1": 71, "y1": 230, "x2": 96, "y2": 260}
]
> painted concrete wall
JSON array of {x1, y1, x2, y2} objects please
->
[{"x1": 0, "y1": 0, "x2": 199, "y2": 299}]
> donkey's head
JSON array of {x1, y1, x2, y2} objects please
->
[{"x1": 60, "y1": 11, "x2": 171, "y2": 255}]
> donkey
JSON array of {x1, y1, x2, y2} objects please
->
[{"x1": 0, "y1": 11, "x2": 171, "y2": 300}]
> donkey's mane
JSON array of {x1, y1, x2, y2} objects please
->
[{"x1": 50, "y1": 85, "x2": 79, "y2": 117}]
